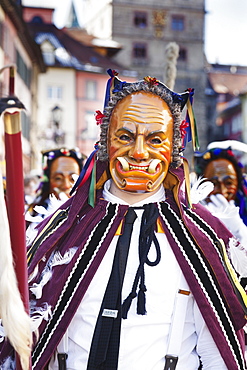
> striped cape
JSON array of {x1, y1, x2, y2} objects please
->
[{"x1": 2, "y1": 161, "x2": 246, "y2": 369}]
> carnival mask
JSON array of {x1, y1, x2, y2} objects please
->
[
  {"x1": 203, "y1": 158, "x2": 238, "y2": 201},
  {"x1": 49, "y1": 156, "x2": 81, "y2": 198},
  {"x1": 107, "y1": 91, "x2": 174, "y2": 192}
]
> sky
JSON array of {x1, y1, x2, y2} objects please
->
[
  {"x1": 50, "y1": 0, "x2": 247, "y2": 66},
  {"x1": 205, "y1": 0, "x2": 247, "y2": 65}
]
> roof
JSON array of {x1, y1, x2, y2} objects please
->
[
  {"x1": 27, "y1": 22, "x2": 130, "y2": 74},
  {"x1": 64, "y1": 27, "x2": 122, "y2": 58},
  {"x1": 208, "y1": 64, "x2": 247, "y2": 95}
]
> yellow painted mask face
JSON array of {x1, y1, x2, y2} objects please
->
[{"x1": 107, "y1": 91, "x2": 174, "y2": 192}]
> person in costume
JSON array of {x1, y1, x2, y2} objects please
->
[
  {"x1": 194, "y1": 142, "x2": 247, "y2": 283},
  {"x1": 2, "y1": 70, "x2": 247, "y2": 369},
  {"x1": 25, "y1": 147, "x2": 85, "y2": 228}
]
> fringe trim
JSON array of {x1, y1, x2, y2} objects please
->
[
  {"x1": 0, "y1": 319, "x2": 5, "y2": 342},
  {"x1": 30, "y1": 247, "x2": 78, "y2": 299},
  {"x1": 31, "y1": 303, "x2": 52, "y2": 332}
]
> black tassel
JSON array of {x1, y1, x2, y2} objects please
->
[
  {"x1": 122, "y1": 292, "x2": 137, "y2": 319},
  {"x1": 137, "y1": 284, "x2": 147, "y2": 315},
  {"x1": 121, "y1": 204, "x2": 160, "y2": 318}
]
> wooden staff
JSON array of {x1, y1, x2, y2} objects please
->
[{"x1": 0, "y1": 65, "x2": 30, "y2": 369}]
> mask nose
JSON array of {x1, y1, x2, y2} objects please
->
[{"x1": 129, "y1": 135, "x2": 149, "y2": 160}]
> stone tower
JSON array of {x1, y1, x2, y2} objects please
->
[{"x1": 69, "y1": 0, "x2": 207, "y2": 161}]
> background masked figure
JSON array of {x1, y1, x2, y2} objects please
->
[
  {"x1": 194, "y1": 143, "x2": 247, "y2": 284},
  {"x1": 2, "y1": 72, "x2": 247, "y2": 370},
  {"x1": 25, "y1": 147, "x2": 85, "y2": 230}
]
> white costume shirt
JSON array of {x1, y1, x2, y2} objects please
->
[{"x1": 49, "y1": 181, "x2": 227, "y2": 370}]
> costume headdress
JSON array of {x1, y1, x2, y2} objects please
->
[{"x1": 42, "y1": 147, "x2": 85, "y2": 179}]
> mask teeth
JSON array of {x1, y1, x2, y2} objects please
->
[
  {"x1": 117, "y1": 157, "x2": 129, "y2": 171},
  {"x1": 148, "y1": 159, "x2": 161, "y2": 173},
  {"x1": 129, "y1": 164, "x2": 149, "y2": 171},
  {"x1": 117, "y1": 157, "x2": 161, "y2": 173}
]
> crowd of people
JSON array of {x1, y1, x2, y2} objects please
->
[{"x1": 0, "y1": 70, "x2": 247, "y2": 370}]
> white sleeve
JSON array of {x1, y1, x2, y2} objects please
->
[
  {"x1": 206, "y1": 194, "x2": 247, "y2": 243},
  {"x1": 193, "y1": 300, "x2": 227, "y2": 369},
  {"x1": 205, "y1": 194, "x2": 247, "y2": 277}
]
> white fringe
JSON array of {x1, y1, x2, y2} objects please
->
[
  {"x1": 1, "y1": 355, "x2": 16, "y2": 369},
  {"x1": 30, "y1": 270, "x2": 53, "y2": 300},
  {"x1": 28, "y1": 264, "x2": 39, "y2": 284},
  {"x1": 51, "y1": 247, "x2": 78, "y2": 267},
  {"x1": 0, "y1": 320, "x2": 5, "y2": 342},
  {"x1": 31, "y1": 303, "x2": 52, "y2": 332},
  {"x1": 228, "y1": 237, "x2": 247, "y2": 278},
  {"x1": 25, "y1": 192, "x2": 68, "y2": 224},
  {"x1": 30, "y1": 247, "x2": 78, "y2": 299}
]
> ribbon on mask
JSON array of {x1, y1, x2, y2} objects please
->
[
  {"x1": 70, "y1": 144, "x2": 98, "y2": 207},
  {"x1": 104, "y1": 69, "x2": 119, "y2": 109},
  {"x1": 182, "y1": 88, "x2": 199, "y2": 151}
]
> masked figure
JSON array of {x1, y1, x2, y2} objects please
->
[
  {"x1": 195, "y1": 144, "x2": 247, "y2": 288},
  {"x1": 1, "y1": 71, "x2": 246, "y2": 370},
  {"x1": 25, "y1": 147, "x2": 85, "y2": 230}
]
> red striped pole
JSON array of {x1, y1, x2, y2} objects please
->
[{"x1": 1, "y1": 65, "x2": 30, "y2": 370}]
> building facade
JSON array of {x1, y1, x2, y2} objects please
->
[
  {"x1": 23, "y1": 4, "x2": 137, "y2": 163},
  {"x1": 82, "y1": 0, "x2": 207, "y2": 164},
  {"x1": 0, "y1": 0, "x2": 45, "y2": 173}
]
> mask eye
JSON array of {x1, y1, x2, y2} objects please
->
[
  {"x1": 150, "y1": 137, "x2": 162, "y2": 144},
  {"x1": 119, "y1": 134, "x2": 131, "y2": 142}
]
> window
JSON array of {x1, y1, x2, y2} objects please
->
[
  {"x1": 86, "y1": 80, "x2": 97, "y2": 99},
  {"x1": 41, "y1": 41, "x2": 55, "y2": 65},
  {"x1": 16, "y1": 50, "x2": 31, "y2": 88},
  {"x1": 85, "y1": 111, "x2": 98, "y2": 140},
  {"x1": 133, "y1": 43, "x2": 147, "y2": 59},
  {"x1": 171, "y1": 15, "x2": 185, "y2": 31},
  {"x1": 43, "y1": 52, "x2": 55, "y2": 65},
  {"x1": 134, "y1": 12, "x2": 147, "y2": 28},
  {"x1": 0, "y1": 22, "x2": 3, "y2": 48},
  {"x1": 178, "y1": 47, "x2": 187, "y2": 61},
  {"x1": 47, "y1": 86, "x2": 63, "y2": 100},
  {"x1": 21, "y1": 111, "x2": 30, "y2": 140},
  {"x1": 31, "y1": 16, "x2": 44, "y2": 24},
  {"x1": 232, "y1": 114, "x2": 242, "y2": 134},
  {"x1": 3, "y1": 23, "x2": 9, "y2": 54},
  {"x1": 223, "y1": 122, "x2": 230, "y2": 137},
  {"x1": 132, "y1": 43, "x2": 148, "y2": 65}
]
